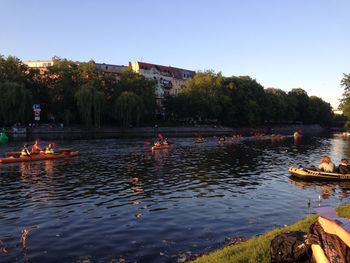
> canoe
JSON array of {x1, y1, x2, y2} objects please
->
[
  {"x1": 195, "y1": 139, "x2": 205, "y2": 144},
  {"x1": 0, "y1": 151, "x2": 79, "y2": 164},
  {"x1": 151, "y1": 144, "x2": 171, "y2": 151},
  {"x1": 5, "y1": 148, "x2": 75, "y2": 157},
  {"x1": 288, "y1": 167, "x2": 350, "y2": 181}
]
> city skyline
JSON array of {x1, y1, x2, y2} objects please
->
[{"x1": 1, "y1": 0, "x2": 349, "y2": 108}]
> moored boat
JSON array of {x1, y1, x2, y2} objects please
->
[
  {"x1": 0, "y1": 151, "x2": 79, "y2": 164},
  {"x1": 288, "y1": 166, "x2": 350, "y2": 181}
]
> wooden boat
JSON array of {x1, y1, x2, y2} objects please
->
[
  {"x1": 288, "y1": 167, "x2": 350, "y2": 181},
  {"x1": 0, "y1": 151, "x2": 79, "y2": 164},
  {"x1": 5, "y1": 148, "x2": 75, "y2": 157}
]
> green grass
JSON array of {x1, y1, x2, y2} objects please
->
[{"x1": 190, "y1": 204, "x2": 350, "y2": 263}]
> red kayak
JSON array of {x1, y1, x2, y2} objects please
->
[{"x1": 0, "y1": 151, "x2": 79, "y2": 164}]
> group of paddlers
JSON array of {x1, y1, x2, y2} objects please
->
[
  {"x1": 153, "y1": 138, "x2": 170, "y2": 147},
  {"x1": 21, "y1": 140, "x2": 54, "y2": 156}
]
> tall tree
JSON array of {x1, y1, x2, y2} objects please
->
[
  {"x1": 340, "y1": 73, "x2": 350, "y2": 127},
  {"x1": 75, "y1": 83, "x2": 105, "y2": 127},
  {"x1": 115, "y1": 91, "x2": 143, "y2": 127},
  {"x1": 0, "y1": 82, "x2": 32, "y2": 125}
]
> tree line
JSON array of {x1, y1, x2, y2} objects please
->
[
  {"x1": 0, "y1": 55, "x2": 336, "y2": 128},
  {"x1": 165, "y1": 71, "x2": 334, "y2": 126},
  {"x1": 0, "y1": 55, "x2": 156, "y2": 127}
]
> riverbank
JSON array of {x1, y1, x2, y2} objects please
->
[
  {"x1": 189, "y1": 204, "x2": 350, "y2": 263},
  {"x1": 8, "y1": 124, "x2": 327, "y2": 140}
]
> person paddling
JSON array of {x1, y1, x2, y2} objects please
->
[
  {"x1": 21, "y1": 144, "x2": 31, "y2": 157},
  {"x1": 45, "y1": 143, "x2": 54, "y2": 154},
  {"x1": 31, "y1": 140, "x2": 42, "y2": 153}
]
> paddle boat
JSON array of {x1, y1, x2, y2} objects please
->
[{"x1": 288, "y1": 166, "x2": 350, "y2": 181}]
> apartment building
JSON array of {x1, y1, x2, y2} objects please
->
[
  {"x1": 24, "y1": 60, "x2": 125, "y2": 76},
  {"x1": 129, "y1": 61, "x2": 195, "y2": 100}
]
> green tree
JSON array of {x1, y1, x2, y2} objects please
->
[
  {"x1": 0, "y1": 82, "x2": 32, "y2": 125},
  {"x1": 75, "y1": 83, "x2": 105, "y2": 127},
  {"x1": 340, "y1": 73, "x2": 350, "y2": 127},
  {"x1": 115, "y1": 91, "x2": 144, "y2": 127}
]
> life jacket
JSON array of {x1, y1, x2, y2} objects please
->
[
  {"x1": 21, "y1": 148, "x2": 30, "y2": 156},
  {"x1": 45, "y1": 146, "x2": 54, "y2": 154}
]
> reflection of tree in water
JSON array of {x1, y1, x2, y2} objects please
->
[{"x1": 289, "y1": 177, "x2": 350, "y2": 200}]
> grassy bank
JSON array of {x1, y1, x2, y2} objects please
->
[{"x1": 190, "y1": 204, "x2": 350, "y2": 263}]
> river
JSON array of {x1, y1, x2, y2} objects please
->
[{"x1": 1, "y1": 134, "x2": 349, "y2": 262}]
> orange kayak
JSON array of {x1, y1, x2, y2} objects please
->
[
  {"x1": 151, "y1": 144, "x2": 171, "y2": 151},
  {"x1": 5, "y1": 148, "x2": 75, "y2": 157},
  {"x1": 0, "y1": 151, "x2": 79, "y2": 164}
]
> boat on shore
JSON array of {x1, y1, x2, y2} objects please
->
[
  {"x1": 0, "y1": 151, "x2": 79, "y2": 164},
  {"x1": 288, "y1": 167, "x2": 350, "y2": 181}
]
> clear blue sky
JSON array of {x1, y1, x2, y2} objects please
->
[{"x1": 1, "y1": 0, "x2": 349, "y2": 108}]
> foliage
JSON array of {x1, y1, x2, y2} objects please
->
[
  {"x1": 0, "y1": 82, "x2": 32, "y2": 125},
  {"x1": 114, "y1": 91, "x2": 144, "y2": 127},
  {"x1": 166, "y1": 73, "x2": 334, "y2": 126},
  {"x1": 75, "y1": 83, "x2": 105, "y2": 127},
  {"x1": 0, "y1": 54, "x2": 337, "y2": 127},
  {"x1": 340, "y1": 73, "x2": 350, "y2": 127}
]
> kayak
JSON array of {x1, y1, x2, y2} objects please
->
[
  {"x1": 151, "y1": 144, "x2": 171, "y2": 151},
  {"x1": 0, "y1": 151, "x2": 79, "y2": 164},
  {"x1": 5, "y1": 148, "x2": 75, "y2": 157},
  {"x1": 288, "y1": 167, "x2": 350, "y2": 181}
]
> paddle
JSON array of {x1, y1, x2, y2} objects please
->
[{"x1": 144, "y1": 141, "x2": 152, "y2": 145}]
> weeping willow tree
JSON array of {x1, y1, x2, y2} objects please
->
[
  {"x1": 115, "y1": 91, "x2": 144, "y2": 127},
  {"x1": 0, "y1": 81, "x2": 32, "y2": 125},
  {"x1": 75, "y1": 84, "x2": 105, "y2": 127}
]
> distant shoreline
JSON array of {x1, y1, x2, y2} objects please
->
[{"x1": 5, "y1": 124, "x2": 328, "y2": 140}]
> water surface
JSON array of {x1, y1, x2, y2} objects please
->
[{"x1": 1, "y1": 135, "x2": 350, "y2": 262}]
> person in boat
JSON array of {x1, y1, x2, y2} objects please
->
[
  {"x1": 318, "y1": 155, "x2": 335, "y2": 172},
  {"x1": 196, "y1": 135, "x2": 204, "y2": 142},
  {"x1": 162, "y1": 138, "x2": 169, "y2": 145},
  {"x1": 21, "y1": 144, "x2": 31, "y2": 156},
  {"x1": 31, "y1": 140, "x2": 42, "y2": 153},
  {"x1": 44, "y1": 143, "x2": 54, "y2": 154},
  {"x1": 338, "y1": 158, "x2": 350, "y2": 174},
  {"x1": 154, "y1": 139, "x2": 162, "y2": 147},
  {"x1": 219, "y1": 136, "x2": 226, "y2": 142}
]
